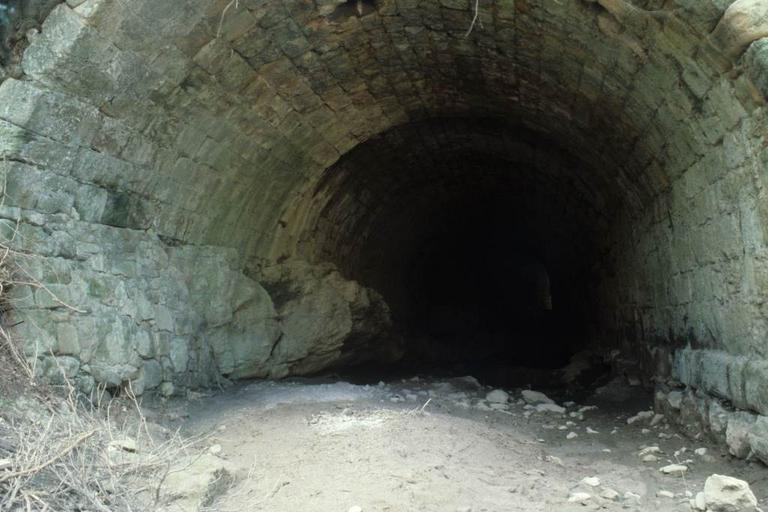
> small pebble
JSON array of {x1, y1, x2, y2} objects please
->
[
  {"x1": 581, "y1": 476, "x2": 600, "y2": 487},
  {"x1": 657, "y1": 490, "x2": 675, "y2": 498},
  {"x1": 568, "y1": 492, "x2": 591, "y2": 503},
  {"x1": 209, "y1": 444, "x2": 222, "y2": 455},
  {"x1": 348, "y1": 507, "x2": 363, "y2": 512},
  {"x1": 659, "y1": 464, "x2": 688, "y2": 475},
  {"x1": 566, "y1": 432, "x2": 578, "y2": 440}
]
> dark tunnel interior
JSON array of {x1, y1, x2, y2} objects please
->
[{"x1": 304, "y1": 118, "x2": 618, "y2": 383}]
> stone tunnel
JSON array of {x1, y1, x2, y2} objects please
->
[{"x1": 1, "y1": 0, "x2": 768, "y2": 450}]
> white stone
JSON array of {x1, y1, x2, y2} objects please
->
[
  {"x1": 695, "y1": 447, "x2": 708, "y2": 456},
  {"x1": 586, "y1": 427, "x2": 599, "y2": 434},
  {"x1": 659, "y1": 464, "x2": 688, "y2": 475},
  {"x1": 638, "y1": 446, "x2": 661, "y2": 457},
  {"x1": 566, "y1": 431, "x2": 578, "y2": 440},
  {"x1": 536, "y1": 403, "x2": 565, "y2": 414},
  {"x1": 108, "y1": 438, "x2": 137, "y2": 453},
  {"x1": 485, "y1": 389, "x2": 509, "y2": 404},
  {"x1": 642, "y1": 454, "x2": 659, "y2": 462},
  {"x1": 600, "y1": 488, "x2": 620, "y2": 501},
  {"x1": 521, "y1": 390, "x2": 554, "y2": 405},
  {"x1": 581, "y1": 476, "x2": 600, "y2": 487},
  {"x1": 692, "y1": 492, "x2": 707, "y2": 510},
  {"x1": 703, "y1": 474, "x2": 759, "y2": 512},
  {"x1": 657, "y1": 490, "x2": 675, "y2": 498},
  {"x1": 627, "y1": 410, "x2": 654, "y2": 425},
  {"x1": 567, "y1": 492, "x2": 591, "y2": 503},
  {"x1": 208, "y1": 444, "x2": 222, "y2": 455},
  {"x1": 348, "y1": 507, "x2": 363, "y2": 512},
  {"x1": 666, "y1": 391, "x2": 683, "y2": 409}
]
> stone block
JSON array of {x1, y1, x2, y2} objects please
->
[
  {"x1": 745, "y1": 37, "x2": 768, "y2": 99},
  {"x1": 743, "y1": 358, "x2": 768, "y2": 415},
  {"x1": 726, "y1": 411, "x2": 757, "y2": 458},
  {"x1": 747, "y1": 415, "x2": 768, "y2": 464}
]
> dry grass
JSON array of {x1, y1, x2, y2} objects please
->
[{"x1": 0, "y1": 374, "x2": 210, "y2": 512}]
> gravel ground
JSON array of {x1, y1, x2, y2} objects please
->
[{"x1": 152, "y1": 375, "x2": 768, "y2": 512}]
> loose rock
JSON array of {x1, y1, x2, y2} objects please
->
[
  {"x1": 521, "y1": 390, "x2": 555, "y2": 405},
  {"x1": 485, "y1": 389, "x2": 509, "y2": 404},
  {"x1": 108, "y1": 438, "x2": 138, "y2": 453},
  {"x1": 627, "y1": 411, "x2": 654, "y2": 425},
  {"x1": 659, "y1": 464, "x2": 688, "y2": 475},
  {"x1": 536, "y1": 403, "x2": 565, "y2": 414},
  {"x1": 703, "y1": 474, "x2": 759, "y2": 512},
  {"x1": 567, "y1": 492, "x2": 591, "y2": 504}
]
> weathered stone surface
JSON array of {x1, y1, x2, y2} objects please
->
[
  {"x1": 711, "y1": 0, "x2": 768, "y2": 58},
  {"x1": 746, "y1": 416, "x2": 768, "y2": 464},
  {"x1": 159, "y1": 454, "x2": 234, "y2": 512},
  {"x1": 726, "y1": 411, "x2": 757, "y2": 458},
  {"x1": 260, "y1": 260, "x2": 402, "y2": 378},
  {"x1": 703, "y1": 474, "x2": 759, "y2": 512},
  {"x1": 0, "y1": 0, "x2": 764, "y2": 408}
]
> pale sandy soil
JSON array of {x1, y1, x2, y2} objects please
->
[{"x1": 154, "y1": 376, "x2": 768, "y2": 512}]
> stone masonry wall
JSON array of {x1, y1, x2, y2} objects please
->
[{"x1": 0, "y1": 0, "x2": 767, "y2": 416}]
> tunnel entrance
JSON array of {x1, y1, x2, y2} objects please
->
[{"x1": 287, "y1": 118, "x2": 616, "y2": 384}]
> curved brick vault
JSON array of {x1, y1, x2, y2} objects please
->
[{"x1": 0, "y1": 0, "x2": 767, "y2": 429}]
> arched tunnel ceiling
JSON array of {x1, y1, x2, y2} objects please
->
[
  {"x1": 1, "y1": 0, "x2": 768, "y2": 405},
  {"x1": 14, "y1": 0, "x2": 768, "y2": 265},
  {"x1": 285, "y1": 118, "x2": 617, "y2": 277}
]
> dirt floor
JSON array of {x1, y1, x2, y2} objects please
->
[{"x1": 149, "y1": 375, "x2": 768, "y2": 512}]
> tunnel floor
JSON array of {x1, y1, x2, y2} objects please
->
[{"x1": 151, "y1": 374, "x2": 768, "y2": 512}]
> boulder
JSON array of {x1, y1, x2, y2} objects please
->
[
  {"x1": 711, "y1": 0, "x2": 768, "y2": 59},
  {"x1": 159, "y1": 454, "x2": 233, "y2": 512},
  {"x1": 726, "y1": 411, "x2": 757, "y2": 458},
  {"x1": 703, "y1": 474, "x2": 759, "y2": 512},
  {"x1": 259, "y1": 260, "x2": 403, "y2": 377}
]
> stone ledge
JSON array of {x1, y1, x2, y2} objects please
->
[
  {"x1": 673, "y1": 347, "x2": 768, "y2": 416},
  {"x1": 656, "y1": 386, "x2": 768, "y2": 465}
]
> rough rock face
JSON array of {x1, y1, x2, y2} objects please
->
[
  {"x1": 260, "y1": 260, "x2": 403, "y2": 378},
  {"x1": 10, "y1": 230, "x2": 398, "y2": 393},
  {"x1": 711, "y1": 0, "x2": 768, "y2": 58},
  {"x1": 702, "y1": 474, "x2": 759, "y2": 512}
]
